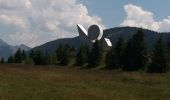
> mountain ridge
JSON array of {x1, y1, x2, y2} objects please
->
[
  {"x1": 0, "y1": 39, "x2": 31, "y2": 59},
  {"x1": 33, "y1": 26, "x2": 170, "y2": 53}
]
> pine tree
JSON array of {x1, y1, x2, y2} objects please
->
[
  {"x1": 7, "y1": 56, "x2": 14, "y2": 63},
  {"x1": 56, "y1": 44, "x2": 63, "y2": 63},
  {"x1": 14, "y1": 49, "x2": 22, "y2": 63},
  {"x1": 88, "y1": 40, "x2": 103, "y2": 68},
  {"x1": 122, "y1": 38, "x2": 134, "y2": 71},
  {"x1": 114, "y1": 36, "x2": 125, "y2": 68},
  {"x1": 105, "y1": 47, "x2": 116, "y2": 69},
  {"x1": 32, "y1": 50, "x2": 44, "y2": 65},
  {"x1": 122, "y1": 30, "x2": 148, "y2": 71},
  {"x1": 167, "y1": 40, "x2": 170, "y2": 64},
  {"x1": 47, "y1": 53, "x2": 57, "y2": 65},
  {"x1": 76, "y1": 44, "x2": 89, "y2": 66},
  {"x1": 0, "y1": 58, "x2": 5, "y2": 63},
  {"x1": 42, "y1": 52, "x2": 48, "y2": 65},
  {"x1": 29, "y1": 50, "x2": 34, "y2": 58},
  {"x1": 60, "y1": 44, "x2": 71, "y2": 66},
  {"x1": 148, "y1": 36, "x2": 169, "y2": 73},
  {"x1": 83, "y1": 44, "x2": 90, "y2": 63},
  {"x1": 70, "y1": 46, "x2": 76, "y2": 66},
  {"x1": 21, "y1": 50, "x2": 27, "y2": 61}
]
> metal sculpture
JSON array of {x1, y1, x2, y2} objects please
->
[{"x1": 77, "y1": 24, "x2": 112, "y2": 47}]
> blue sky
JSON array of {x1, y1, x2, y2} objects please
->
[
  {"x1": 80, "y1": 0, "x2": 170, "y2": 28},
  {"x1": 0, "y1": 0, "x2": 170, "y2": 47}
]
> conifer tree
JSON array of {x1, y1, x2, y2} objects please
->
[
  {"x1": 105, "y1": 47, "x2": 116, "y2": 69},
  {"x1": 122, "y1": 30, "x2": 148, "y2": 71},
  {"x1": 76, "y1": 44, "x2": 89, "y2": 66},
  {"x1": 14, "y1": 49, "x2": 22, "y2": 63},
  {"x1": 122, "y1": 38, "x2": 134, "y2": 71},
  {"x1": 70, "y1": 46, "x2": 76, "y2": 65},
  {"x1": 42, "y1": 52, "x2": 48, "y2": 65},
  {"x1": 0, "y1": 58, "x2": 5, "y2": 63},
  {"x1": 148, "y1": 36, "x2": 169, "y2": 73},
  {"x1": 47, "y1": 53, "x2": 57, "y2": 65},
  {"x1": 21, "y1": 50, "x2": 27, "y2": 61},
  {"x1": 7, "y1": 56, "x2": 14, "y2": 63},
  {"x1": 114, "y1": 36, "x2": 125, "y2": 68},
  {"x1": 29, "y1": 50, "x2": 34, "y2": 58},
  {"x1": 56, "y1": 44, "x2": 63, "y2": 63},
  {"x1": 88, "y1": 40, "x2": 103, "y2": 68},
  {"x1": 32, "y1": 50, "x2": 44, "y2": 65},
  {"x1": 167, "y1": 40, "x2": 170, "y2": 63},
  {"x1": 60, "y1": 44, "x2": 71, "y2": 66}
]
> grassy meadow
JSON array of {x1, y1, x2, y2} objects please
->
[{"x1": 0, "y1": 64, "x2": 169, "y2": 100}]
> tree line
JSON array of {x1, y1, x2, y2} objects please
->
[{"x1": 1, "y1": 29, "x2": 170, "y2": 73}]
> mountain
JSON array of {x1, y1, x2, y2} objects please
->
[
  {"x1": 33, "y1": 27, "x2": 170, "y2": 53},
  {"x1": 33, "y1": 35, "x2": 92, "y2": 53},
  {"x1": 0, "y1": 39, "x2": 12, "y2": 59},
  {"x1": 11, "y1": 44, "x2": 31, "y2": 54},
  {"x1": 104, "y1": 27, "x2": 170, "y2": 48},
  {"x1": 0, "y1": 39, "x2": 31, "y2": 59},
  {"x1": 0, "y1": 39, "x2": 9, "y2": 46}
]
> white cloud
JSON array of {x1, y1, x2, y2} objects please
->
[
  {"x1": 0, "y1": 0, "x2": 104, "y2": 47},
  {"x1": 0, "y1": 14, "x2": 28, "y2": 29},
  {"x1": 8, "y1": 32, "x2": 38, "y2": 47},
  {"x1": 121, "y1": 4, "x2": 170, "y2": 32},
  {"x1": 159, "y1": 16, "x2": 170, "y2": 32}
]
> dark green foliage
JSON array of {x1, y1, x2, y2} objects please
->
[
  {"x1": 29, "y1": 50, "x2": 50, "y2": 65},
  {"x1": 70, "y1": 46, "x2": 76, "y2": 58},
  {"x1": 23, "y1": 58, "x2": 34, "y2": 65},
  {"x1": 7, "y1": 56, "x2": 14, "y2": 63},
  {"x1": 76, "y1": 44, "x2": 89, "y2": 66},
  {"x1": 122, "y1": 30, "x2": 148, "y2": 71},
  {"x1": 21, "y1": 50, "x2": 27, "y2": 61},
  {"x1": 148, "y1": 36, "x2": 169, "y2": 73},
  {"x1": 56, "y1": 44, "x2": 76, "y2": 66},
  {"x1": 42, "y1": 53, "x2": 48, "y2": 65},
  {"x1": 167, "y1": 40, "x2": 170, "y2": 63},
  {"x1": 60, "y1": 44, "x2": 72, "y2": 66},
  {"x1": 0, "y1": 58, "x2": 5, "y2": 63},
  {"x1": 12, "y1": 49, "x2": 28, "y2": 63},
  {"x1": 88, "y1": 40, "x2": 103, "y2": 68},
  {"x1": 105, "y1": 47, "x2": 116, "y2": 69},
  {"x1": 56, "y1": 44, "x2": 63, "y2": 62},
  {"x1": 14, "y1": 49, "x2": 22, "y2": 63},
  {"x1": 122, "y1": 39, "x2": 134, "y2": 71},
  {"x1": 46, "y1": 53, "x2": 57, "y2": 65},
  {"x1": 29, "y1": 50, "x2": 34, "y2": 58},
  {"x1": 105, "y1": 37, "x2": 125, "y2": 69},
  {"x1": 30, "y1": 50, "x2": 46, "y2": 65},
  {"x1": 114, "y1": 37, "x2": 125, "y2": 68}
]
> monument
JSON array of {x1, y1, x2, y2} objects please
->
[{"x1": 77, "y1": 24, "x2": 112, "y2": 47}]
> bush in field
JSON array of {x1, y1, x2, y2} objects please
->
[{"x1": 23, "y1": 58, "x2": 34, "y2": 65}]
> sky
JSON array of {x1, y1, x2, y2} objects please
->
[{"x1": 0, "y1": 0, "x2": 170, "y2": 47}]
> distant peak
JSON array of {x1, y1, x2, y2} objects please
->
[{"x1": 0, "y1": 39, "x2": 9, "y2": 46}]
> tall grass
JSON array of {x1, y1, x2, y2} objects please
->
[{"x1": 0, "y1": 64, "x2": 169, "y2": 100}]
